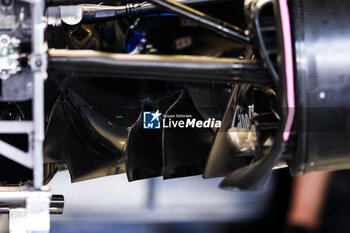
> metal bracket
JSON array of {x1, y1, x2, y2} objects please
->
[{"x1": 0, "y1": 187, "x2": 64, "y2": 233}]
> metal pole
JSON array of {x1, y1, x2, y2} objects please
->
[
  {"x1": 30, "y1": 0, "x2": 47, "y2": 189},
  {"x1": 48, "y1": 49, "x2": 271, "y2": 84}
]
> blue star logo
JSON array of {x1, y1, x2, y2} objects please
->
[{"x1": 143, "y1": 110, "x2": 161, "y2": 129}]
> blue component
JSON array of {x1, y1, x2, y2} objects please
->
[
  {"x1": 143, "y1": 111, "x2": 162, "y2": 129},
  {"x1": 160, "y1": 13, "x2": 176, "y2": 17},
  {"x1": 126, "y1": 30, "x2": 144, "y2": 53},
  {"x1": 125, "y1": 13, "x2": 175, "y2": 53},
  {"x1": 143, "y1": 13, "x2": 175, "y2": 18}
]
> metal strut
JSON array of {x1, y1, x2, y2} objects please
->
[
  {"x1": 0, "y1": 0, "x2": 64, "y2": 232},
  {"x1": 48, "y1": 49, "x2": 271, "y2": 84}
]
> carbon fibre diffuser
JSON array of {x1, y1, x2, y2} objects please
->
[
  {"x1": 202, "y1": 87, "x2": 252, "y2": 179},
  {"x1": 162, "y1": 90, "x2": 215, "y2": 179},
  {"x1": 126, "y1": 92, "x2": 180, "y2": 181},
  {"x1": 44, "y1": 90, "x2": 129, "y2": 182},
  {"x1": 186, "y1": 83, "x2": 231, "y2": 124},
  {"x1": 126, "y1": 99, "x2": 161, "y2": 181}
]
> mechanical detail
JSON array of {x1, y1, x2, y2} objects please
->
[{"x1": 0, "y1": 34, "x2": 21, "y2": 79}]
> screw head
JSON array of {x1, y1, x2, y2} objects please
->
[
  {"x1": 35, "y1": 60, "x2": 42, "y2": 67},
  {"x1": 319, "y1": 91, "x2": 326, "y2": 99}
]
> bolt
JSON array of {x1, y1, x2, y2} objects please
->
[
  {"x1": 35, "y1": 60, "x2": 42, "y2": 67},
  {"x1": 319, "y1": 91, "x2": 326, "y2": 99}
]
